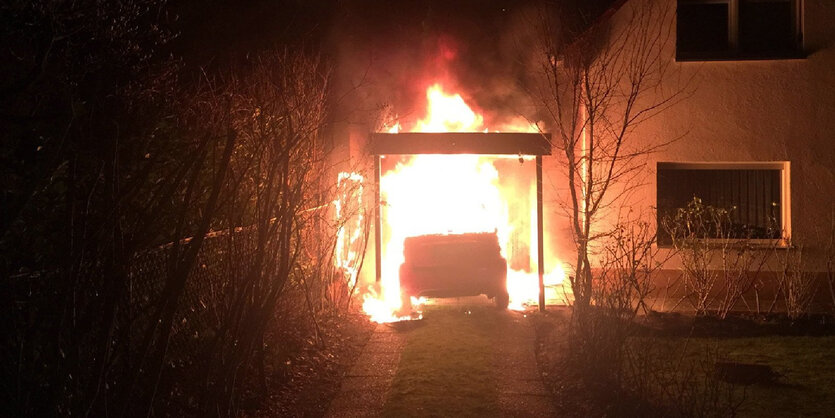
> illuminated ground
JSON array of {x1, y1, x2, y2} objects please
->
[{"x1": 326, "y1": 298, "x2": 556, "y2": 417}]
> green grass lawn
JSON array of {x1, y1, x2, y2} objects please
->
[
  {"x1": 534, "y1": 310, "x2": 835, "y2": 417},
  {"x1": 382, "y1": 306, "x2": 501, "y2": 418},
  {"x1": 713, "y1": 336, "x2": 835, "y2": 417},
  {"x1": 627, "y1": 334, "x2": 835, "y2": 417},
  {"x1": 385, "y1": 307, "x2": 835, "y2": 417}
]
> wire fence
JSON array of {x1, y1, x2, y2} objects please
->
[{"x1": 127, "y1": 226, "x2": 262, "y2": 367}]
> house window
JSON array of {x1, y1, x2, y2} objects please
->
[
  {"x1": 676, "y1": 0, "x2": 801, "y2": 60},
  {"x1": 657, "y1": 162, "x2": 789, "y2": 245}
]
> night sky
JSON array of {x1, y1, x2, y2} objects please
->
[{"x1": 171, "y1": 0, "x2": 618, "y2": 126}]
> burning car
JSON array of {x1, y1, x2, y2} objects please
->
[{"x1": 398, "y1": 231, "x2": 509, "y2": 309}]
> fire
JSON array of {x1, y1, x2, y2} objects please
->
[
  {"x1": 358, "y1": 83, "x2": 568, "y2": 323},
  {"x1": 385, "y1": 83, "x2": 542, "y2": 134},
  {"x1": 415, "y1": 84, "x2": 484, "y2": 132},
  {"x1": 334, "y1": 172, "x2": 365, "y2": 290}
]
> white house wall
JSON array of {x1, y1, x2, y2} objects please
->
[{"x1": 609, "y1": 0, "x2": 835, "y2": 272}]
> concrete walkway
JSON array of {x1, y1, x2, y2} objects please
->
[
  {"x1": 325, "y1": 323, "x2": 407, "y2": 417},
  {"x1": 492, "y1": 311, "x2": 558, "y2": 417},
  {"x1": 326, "y1": 301, "x2": 556, "y2": 417}
]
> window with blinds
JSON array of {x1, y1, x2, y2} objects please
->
[{"x1": 657, "y1": 163, "x2": 787, "y2": 245}]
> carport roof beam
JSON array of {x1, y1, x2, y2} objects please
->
[{"x1": 369, "y1": 132, "x2": 551, "y2": 155}]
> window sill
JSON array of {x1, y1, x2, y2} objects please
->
[
  {"x1": 656, "y1": 238, "x2": 791, "y2": 250},
  {"x1": 676, "y1": 51, "x2": 807, "y2": 62}
]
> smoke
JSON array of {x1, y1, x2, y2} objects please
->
[
  {"x1": 172, "y1": 0, "x2": 614, "y2": 130},
  {"x1": 327, "y1": 0, "x2": 547, "y2": 131}
]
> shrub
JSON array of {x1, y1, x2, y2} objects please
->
[{"x1": 663, "y1": 197, "x2": 771, "y2": 317}]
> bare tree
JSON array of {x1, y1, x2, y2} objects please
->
[
  {"x1": 574, "y1": 214, "x2": 666, "y2": 383},
  {"x1": 0, "y1": 1, "x2": 192, "y2": 415},
  {"x1": 200, "y1": 48, "x2": 334, "y2": 413},
  {"x1": 1, "y1": 1, "x2": 355, "y2": 414},
  {"x1": 530, "y1": 0, "x2": 684, "y2": 314},
  {"x1": 826, "y1": 207, "x2": 835, "y2": 313},
  {"x1": 116, "y1": 73, "x2": 239, "y2": 415}
]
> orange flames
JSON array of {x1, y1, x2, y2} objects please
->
[
  {"x1": 385, "y1": 83, "x2": 541, "y2": 134},
  {"x1": 334, "y1": 172, "x2": 365, "y2": 291},
  {"x1": 357, "y1": 83, "x2": 568, "y2": 322}
]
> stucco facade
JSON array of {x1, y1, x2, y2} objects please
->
[
  {"x1": 605, "y1": 0, "x2": 835, "y2": 270},
  {"x1": 346, "y1": 0, "x2": 834, "y2": 311}
]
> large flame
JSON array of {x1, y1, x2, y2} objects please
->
[
  {"x1": 334, "y1": 172, "x2": 365, "y2": 290},
  {"x1": 415, "y1": 84, "x2": 484, "y2": 132},
  {"x1": 360, "y1": 83, "x2": 568, "y2": 322}
]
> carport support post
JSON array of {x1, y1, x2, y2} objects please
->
[
  {"x1": 375, "y1": 155, "x2": 382, "y2": 282},
  {"x1": 536, "y1": 155, "x2": 545, "y2": 311}
]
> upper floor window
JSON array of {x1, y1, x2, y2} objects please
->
[{"x1": 676, "y1": 0, "x2": 802, "y2": 60}]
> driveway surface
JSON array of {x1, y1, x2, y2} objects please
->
[{"x1": 325, "y1": 297, "x2": 557, "y2": 417}]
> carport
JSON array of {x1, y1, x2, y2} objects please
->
[{"x1": 368, "y1": 132, "x2": 552, "y2": 310}]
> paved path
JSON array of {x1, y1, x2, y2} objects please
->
[
  {"x1": 325, "y1": 323, "x2": 407, "y2": 417},
  {"x1": 492, "y1": 310, "x2": 558, "y2": 417},
  {"x1": 326, "y1": 299, "x2": 556, "y2": 417}
]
